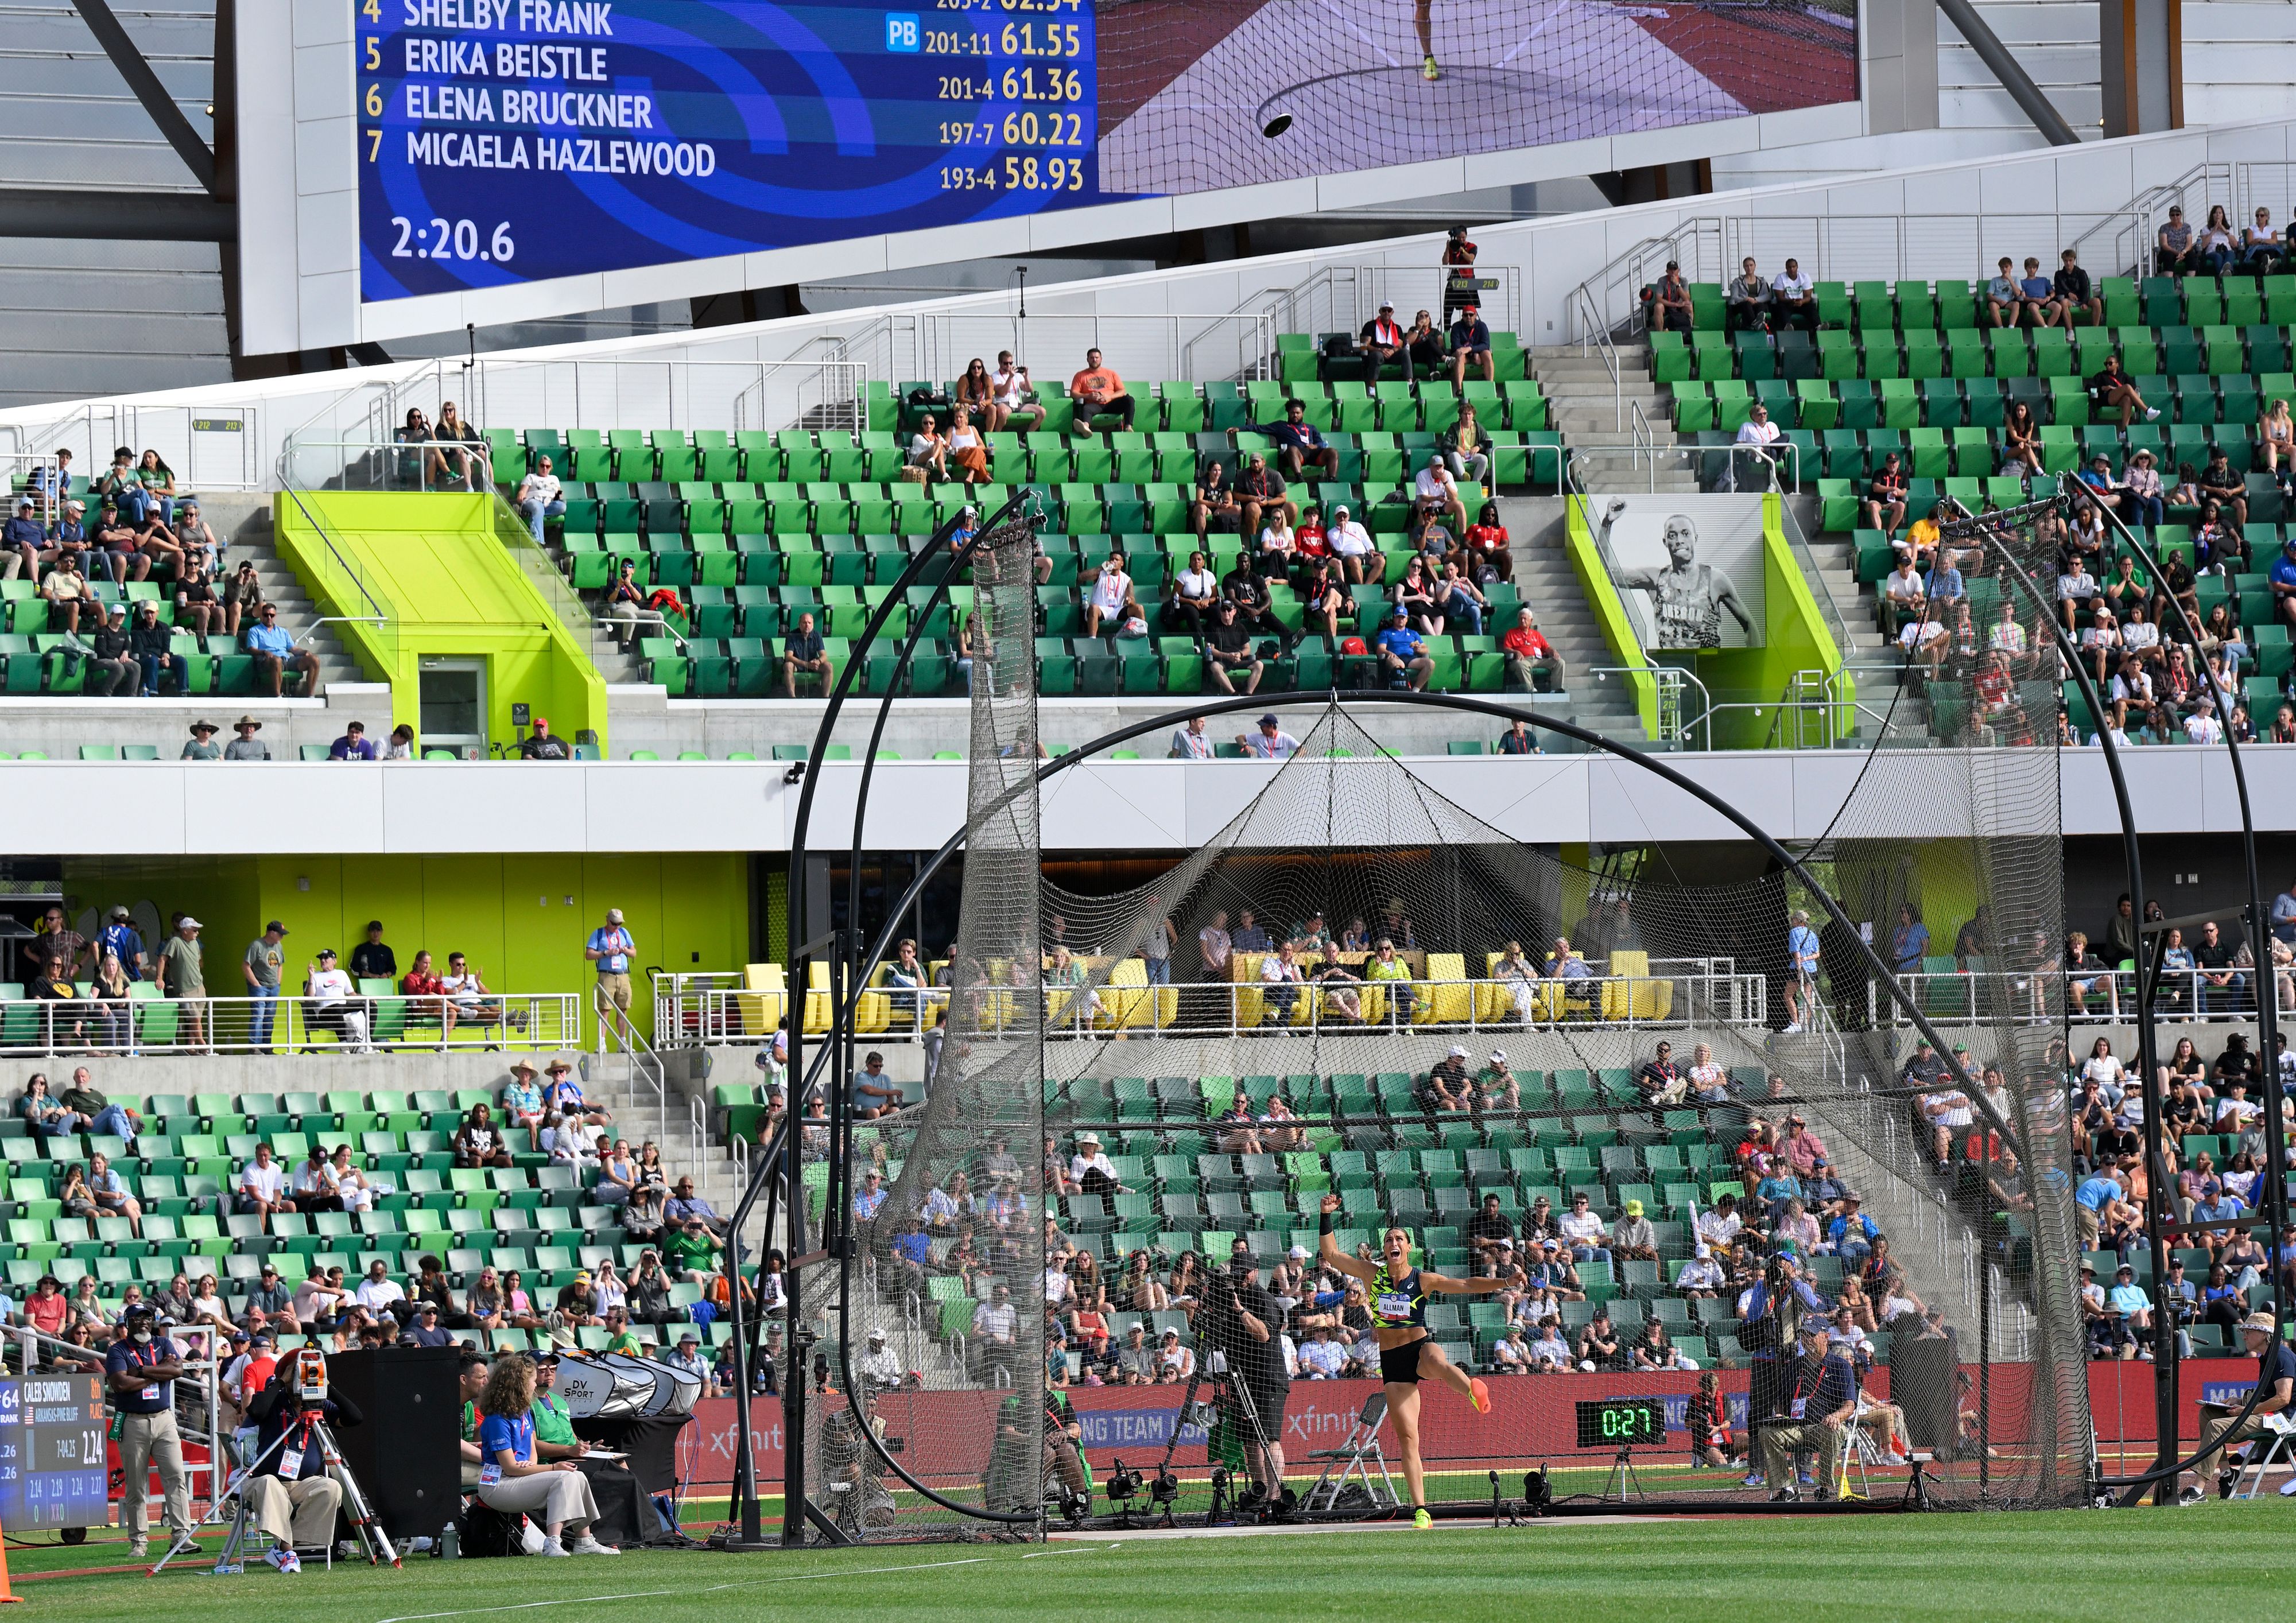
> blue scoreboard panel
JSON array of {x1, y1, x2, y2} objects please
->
[
  {"x1": 0, "y1": 1375, "x2": 108, "y2": 1529},
  {"x1": 359, "y1": 0, "x2": 1102, "y2": 301}
]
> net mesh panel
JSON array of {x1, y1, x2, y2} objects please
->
[
  {"x1": 1096, "y1": 0, "x2": 1856, "y2": 197},
  {"x1": 828, "y1": 512, "x2": 1048, "y2": 1540},
  {"x1": 1019, "y1": 679, "x2": 2084, "y2": 1511}
]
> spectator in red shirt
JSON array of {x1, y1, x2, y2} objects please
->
[
  {"x1": 1293, "y1": 505, "x2": 1328, "y2": 561},
  {"x1": 25, "y1": 1275, "x2": 68, "y2": 1337},
  {"x1": 402, "y1": 949, "x2": 450, "y2": 1032},
  {"x1": 1462, "y1": 501, "x2": 1513, "y2": 583},
  {"x1": 1500, "y1": 606, "x2": 1565, "y2": 693}
]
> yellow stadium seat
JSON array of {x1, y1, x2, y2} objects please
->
[
  {"x1": 1424, "y1": 953, "x2": 1474, "y2": 1025},
  {"x1": 1601, "y1": 949, "x2": 1674, "y2": 1022},
  {"x1": 735, "y1": 962, "x2": 788, "y2": 1036}
]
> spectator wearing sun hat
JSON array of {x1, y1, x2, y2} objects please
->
[
  {"x1": 221, "y1": 713, "x2": 270, "y2": 761},
  {"x1": 180, "y1": 720, "x2": 222, "y2": 760},
  {"x1": 662, "y1": 1330, "x2": 715, "y2": 1393}
]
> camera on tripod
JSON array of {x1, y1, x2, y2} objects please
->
[
  {"x1": 293, "y1": 1347, "x2": 329, "y2": 1405},
  {"x1": 1105, "y1": 1458, "x2": 1142, "y2": 1508}
]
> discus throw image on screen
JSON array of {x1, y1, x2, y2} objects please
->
[
  {"x1": 1096, "y1": 0, "x2": 1855, "y2": 196},
  {"x1": 1600, "y1": 498, "x2": 1753, "y2": 650}
]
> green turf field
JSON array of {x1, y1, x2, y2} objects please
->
[{"x1": 14, "y1": 1501, "x2": 2293, "y2": 1622}]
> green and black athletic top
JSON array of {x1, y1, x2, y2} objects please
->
[{"x1": 1367, "y1": 1264, "x2": 1429, "y2": 1330}]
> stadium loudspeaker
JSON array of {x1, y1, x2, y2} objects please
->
[
  {"x1": 324, "y1": 1347, "x2": 464, "y2": 1540},
  {"x1": 1888, "y1": 1337, "x2": 1959, "y2": 1454}
]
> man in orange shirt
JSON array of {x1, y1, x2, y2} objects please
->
[{"x1": 1069, "y1": 348, "x2": 1135, "y2": 435}]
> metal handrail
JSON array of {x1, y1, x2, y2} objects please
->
[
  {"x1": 1627, "y1": 399, "x2": 1657, "y2": 493},
  {"x1": 1866, "y1": 966, "x2": 2279, "y2": 1027},
  {"x1": 595, "y1": 994, "x2": 681, "y2": 1158},
  {"x1": 1588, "y1": 662, "x2": 1711, "y2": 749},
  {"x1": 651, "y1": 958, "x2": 1758, "y2": 1044},
  {"x1": 0, "y1": 991, "x2": 579, "y2": 1056},
  {"x1": 1570, "y1": 282, "x2": 1623, "y2": 431},
  {"x1": 273, "y1": 483, "x2": 398, "y2": 681}
]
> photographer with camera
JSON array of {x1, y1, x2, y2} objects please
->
[
  {"x1": 242, "y1": 1347, "x2": 363, "y2": 1572},
  {"x1": 1191, "y1": 1245, "x2": 1290, "y2": 1509},
  {"x1": 107, "y1": 1301, "x2": 194, "y2": 1559}
]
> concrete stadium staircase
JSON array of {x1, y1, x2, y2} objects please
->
[{"x1": 1532, "y1": 343, "x2": 1700, "y2": 495}]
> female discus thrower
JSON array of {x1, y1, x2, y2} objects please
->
[{"x1": 1318, "y1": 1193, "x2": 1498, "y2": 1527}]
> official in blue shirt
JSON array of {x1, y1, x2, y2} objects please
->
[
  {"x1": 105, "y1": 1304, "x2": 193, "y2": 1554},
  {"x1": 1890, "y1": 903, "x2": 1930, "y2": 974}
]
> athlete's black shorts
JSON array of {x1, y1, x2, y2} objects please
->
[{"x1": 1379, "y1": 1336, "x2": 1430, "y2": 1385}]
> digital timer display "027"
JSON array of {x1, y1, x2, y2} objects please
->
[{"x1": 1574, "y1": 1397, "x2": 1668, "y2": 1450}]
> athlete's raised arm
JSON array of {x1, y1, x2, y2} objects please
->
[
  {"x1": 1317, "y1": 1193, "x2": 1375, "y2": 1281},
  {"x1": 1420, "y1": 1268, "x2": 1506, "y2": 1296}
]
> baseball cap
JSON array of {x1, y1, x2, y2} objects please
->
[
  {"x1": 1448, "y1": 1045, "x2": 1468, "y2": 1058},
  {"x1": 1258, "y1": 713, "x2": 1280, "y2": 728},
  {"x1": 1288, "y1": 1245, "x2": 1309, "y2": 1260},
  {"x1": 1624, "y1": 1200, "x2": 1644, "y2": 1217}
]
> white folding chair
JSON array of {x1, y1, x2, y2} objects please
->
[
  {"x1": 1304, "y1": 1392, "x2": 1400, "y2": 1512},
  {"x1": 2231, "y1": 1415, "x2": 2296, "y2": 1499}
]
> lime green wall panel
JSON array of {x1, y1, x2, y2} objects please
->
[
  {"x1": 274, "y1": 491, "x2": 608, "y2": 752},
  {"x1": 1563, "y1": 498, "x2": 1657, "y2": 733},
  {"x1": 228, "y1": 853, "x2": 748, "y2": 1043}
]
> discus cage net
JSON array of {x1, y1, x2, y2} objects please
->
[{"x1": 800, "y1": 501, "x2": 2087, "y2": 1537}]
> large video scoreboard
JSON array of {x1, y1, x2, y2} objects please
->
[{"x1": 0, "y1": 1374, "x2": 108, "y2": 1530}]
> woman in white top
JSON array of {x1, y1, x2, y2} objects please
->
[
  {"x1": 2262, "y1": 399, "x2": 2295, "y2": 481},
  {"x1": 1255, "y1": 512, "x2": 1295, "y2": 577},
  {"x1": 1163, "y1": 548, "x2": 1219, "y2": 636},
  {"x1": 2200, "y1": 205, "x2": 2239, "y2": 275},
  {"x1": 945, "y1": 404, "x2": 988, "y2": 486},
  {"x1": 1687, "y1": 1040, "x2": 1729, "y2": 1104},
  {"x1": 590, "y1": 1259, "x2": 627, "y2": 1315},
  {"x1": 1491, "y1": 939, "x2": 1538, "y2": 1025},
  {"x1": 2078, "y1": 604, "x2": 2120, "y2": 686},
  {"x1": 327, "y1": 1144, "x2": 376, "y2": 1212},
  {"x1": 907, "y1": 413, "x2": 950, "y2": 480},
  {"x1": 2081, "y1": 1036, "x2": 2124, "y2": 1092},
  {"x1": 2243, "y1": 207, "x2": 2284, "y2": 275},
  {"x1": 1081, "y1": 552, "x2": 1140, "y2": 638}
]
